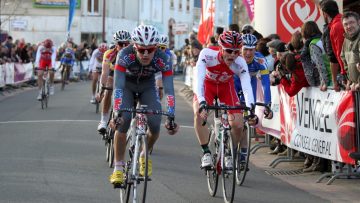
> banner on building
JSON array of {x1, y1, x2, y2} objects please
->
[
  {"x1": 242, "y1": 0, "x2": 255, "y2": 22},
  {"x1": 67, "y1": 0, "x2": 76, "y2": 34},
  {"x1": 33, "y1": 0, "x2": 80, "y2": 9},
  {"x1": 198, "y1": 0, "x2": 215, "y2": 45}
]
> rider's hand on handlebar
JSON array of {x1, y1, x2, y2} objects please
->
[
  {"x1": 165, "y1": 116, "x2": 179, "y2": 135},
  {"x1": 248, "y1": 114, "x2": 259, "y2": 126},
  {"x1": 198, "y1": 101, "x2": 208, "y2": 120}
]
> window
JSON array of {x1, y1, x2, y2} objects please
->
[
  {"x1": 170, "y1": 0, "x2": 174, "y2": 9},
  {"x1": 87, "y1": 0, "x2": 99, "y2": 15},
  {"x1": 179, "y1": 0, "x2": 182, "y2": 11},
  {"x1": 186, "y1": 0, "x2": 190, "y2": 12}
]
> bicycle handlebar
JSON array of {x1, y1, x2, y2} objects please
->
[
  {"x1": 117, "y1": 108, "x2": 173, "y2": 117},
  {"x1": 201, "y1": 104, "x2": 254, "y2": 126}
]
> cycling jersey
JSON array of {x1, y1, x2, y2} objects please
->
[
  {"x1": 89, "y1": 49, "x2": 104, "y2": 72},
  {"x1": 234, "y1": 52, "x2": 271, "y2": 105},
  {"x1": 35, "y1": 45, "x2": 56, "y2": 69},
  {"x1": 114, "y1": 44, "x2": 175, "y2": 118},
  {"x1": 103, "y1": 48, "x2": 118, "y2": 70},
  {"x1": 60, "y1": 48, "x2": 75, "y2": 66},
  {"x1": 194, "y1": 48, "x2": 254, "y2": 108}
]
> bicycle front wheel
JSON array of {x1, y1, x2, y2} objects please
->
[
  {"x1": 127, "y1": 135, "x2": 148, "y2": 203},
  {"x1": 222, "y1": 133, "x2": 236, "y2": 203},
  {"x1": 236, "y1": 122, "x2": 252, "y2": 186},
  {"x1": 206, "y1": 126, "x2": 218, "y2": 196}
]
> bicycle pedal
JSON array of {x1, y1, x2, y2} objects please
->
[{"x1": 113, "y1": 183, "x2": 125, "y2": 189}]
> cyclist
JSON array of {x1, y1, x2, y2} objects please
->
[
  {"x1": 97, "y1": 30, "x2": 131, "y2": 133},
  {"x1": 35, "y1": 38, "x2": 57, "y2": 100},
  {"x1": 193, "y1": 31, "x2": 257, "y2": 169},
  {"x1": 156, "y1": 34, "x2": 177, "y2": 100},
  {"x1": 235, "y1": 34, "x2": 272, "y2": 118},
  {"x1": 109, "y1": 25, "x2": 179, "y2": 185},
  {"x1": 89, "y1": 43, "x2": 108, "y2": 104},
  {"x1": 60, "y1": 42, "x2": 76, "y2": 84}
]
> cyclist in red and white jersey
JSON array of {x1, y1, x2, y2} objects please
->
[
  {"x1": 89, "y1": 43, "x2": 108, "y2": 103},
  {"x1": 193, "y1": 31, "x2": 257, "y2": 168},
  {"x1": 35, "y1": 39, "x2": 56, "y2": 100}
]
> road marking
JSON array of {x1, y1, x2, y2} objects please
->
[
  {"x1": 0, "y1": 120, "x2": 195, "y2": 129},
  {"x1": 0, "y1": 120, "x2": 98, "y2": 124}
]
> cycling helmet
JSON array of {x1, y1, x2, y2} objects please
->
[
  {"x1": 43, "y1": 39, "x2": 53, "y2": 48},
  {"x1": 242, "y1": 34, "x2": 257, "y2": 49},
  {"x1": 218, "y1": 31, "x2": 242, "y2": 49},
  {"x1": 109, "y1": 42, "x2": 116, "y2": 49},
  {"x1": 158, "y1": 34, "x2": 169, "y2": 46},
  {"x1": 131, "y1": 25, "x2": 159, "y2": 46},
  {"x1": 98, "y1": 43, "x2": 108, "y2": 53},
  {"x1": 113, "y1": 30, "x2": 131, "y2": 42}
]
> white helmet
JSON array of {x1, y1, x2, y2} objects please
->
[
  {"x1": 131, "y1": 25, "x2": 159, "y2": 46},
  {"x1": 158, "y1": 34, "x2": 169, "y2": 46},
  {"x1": 113, "y1": 30, "x2": 131, "y2": 42}
]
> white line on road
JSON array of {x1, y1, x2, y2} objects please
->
[
  {"x1": 0, "y1": 120, "x2": 195, "y2": 129},
  {"x1": 0, "y1": 120, "x2": 98, "y2": 124}
]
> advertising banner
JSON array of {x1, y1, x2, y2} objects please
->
[
  {"x1": 0, "y1": 65, "x2": 6, "y2": 87},
  {"x1": 5, "y1": 63, "x2": 14, "y2": 85},
  {"x1": 290, "y1": 88, "x2": 356, "y2": 164}
]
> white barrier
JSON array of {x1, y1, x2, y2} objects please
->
[
  {"x1": 260, "y1": 85, "x2": 357, "y2": 165},
  {"x1": 0, "y1": 64, "x2": 6, "y2": 88}
]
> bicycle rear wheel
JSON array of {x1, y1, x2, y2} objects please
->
[
  {"x1": 127, "y1": 135, "x2": 148, "y2": 203},
  {"x1": 207, "y1": 126, "x2": 218, "y2": 196},
  {"x1": 61, "y1": 66, "x2": 67, "y2": 91},
  {"x1": 109, "y1": 135, "x2": 114, "y2": 168},
  {"x1": 95, "y1": 80, "x2": 100, "y2": 113},
  {"x1": 222, "y1": 133, "x2": 236, "y2": 203},
  {"x1": 236, "y1": 123, "x2": 251, "y2": 186}
]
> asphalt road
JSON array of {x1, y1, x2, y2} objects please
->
[{"x1": 0, "y1": 79, "x2": 328, "y2": 203}]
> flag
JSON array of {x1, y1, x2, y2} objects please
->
[
  {"x1": 197, "y1": 0, "x2": 215, "y2": 45},
  {"x1": 67, "y1": 0, "x2": 76, "y2": 37},
  {"x1": 242, "y1": 0, "x2": 255, "y2": 21}
]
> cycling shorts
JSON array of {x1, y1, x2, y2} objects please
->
[
  {"x1": 38, "y1": 60, "x2": 53, "y2": 70},
  {"x1": 61, "y1": 58, "x2": 73, "y2": 66},
  {"x1": 193, "y1": 80, "x2": 242, "y2": 114}
]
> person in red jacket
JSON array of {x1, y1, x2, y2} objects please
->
[
  {"x1": 277, "y1": 52, "x2": 309, "y2": 97},
  {"x1": 320, "y1": 0, "x2": 346, "y2": 89}
]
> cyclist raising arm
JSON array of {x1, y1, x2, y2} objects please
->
[
  {"x1": 97, "y1": 30, "x2": 131, "y2": 133},
  {"x1": 109, "y1": 25, "x2": 179, "y2": 186},
  {"x1": 35, "y1": 39, "x2": 56, "y2": 100},
  {"x1": 193, "y1": 31, "x2": 257, "y2": 168}
]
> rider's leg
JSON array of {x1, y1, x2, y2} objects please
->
[
  {"x1": 193, "y1": 101, "x2": 210, "y2": 153},
  {"x1": 37, "y1": 70, "x2": 44, "y2": 90},
  {"x1": 49, "y1": 69, "x2": 55, "y2": 84},
  {"x1": 98, "y1": 76, "x2": 113, "y2": 131},
  {"x1": 91, "y1": 72, "x2": 98, "y2": 96},
  {"x1": 229, "y1": 113, "x2": 245, "y2": 148}
]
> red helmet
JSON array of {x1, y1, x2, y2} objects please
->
[
  {"x1": 218, "y1": 31, "x2": 242, "y2": 49},
  {"x1": 98, "y1": 43, "x2": 108, "y2": 53},
  {"x1": 43, "y1": 39, "x2": 53, "y2": 48}
]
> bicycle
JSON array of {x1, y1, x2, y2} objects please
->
[
  {"x1": 60, "y1": 63, "x2": 72, "y2": 91},
  {"x1": 116, "y1": 105, "x2": 173, "y2": 203},
  {"x1": 235, "y1": 101, "x2": 271, "y2": 186},
  {"x1": 202, "y1": 99, "x2": 254, "y2": 203},
  {"x1": 36, "y1": 67, "x2": 54, "y2": 109},
  {"x1": 94, "y1": 67, "x2": 102, "y2": 113}
]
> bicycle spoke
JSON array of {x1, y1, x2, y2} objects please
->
[
  {"x1": 236, "y1": 123, "x2": 251, "y2": 186},
  {"x1": 222, "y1": 134, "x2": 236, "y2": 203}
]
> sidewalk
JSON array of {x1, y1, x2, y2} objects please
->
[{"x1": 176, "y1": 81, "x2": 360, "y2": 203}]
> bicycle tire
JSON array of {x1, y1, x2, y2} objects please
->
[
  {"x1": 40, "y1": 80, "x2": 46, "y2": 109},
  {"x1": 61, "y1": 66, "x2": 66, "y2": 91},
  {"x1": 105, "y1": 138, "x2": 110, "y2": 162},
  {"x1": 127, "y1": 135, "x2": 148, "y2": 203},
  {"x1": 207, "y1": 126, "x2": 219, "y2": 196},
  {"x1": 95, "y1": 79, "x2": 100, "y2": 114},
  {"x1": 109, "y1": 136, "x2": 114, "y2": 168},
  {"x1": 222, "y1": 133, "x2": 236, "y2": 203},
  {"x1": 45, "y1": 82, "x2": 49, "y2": 108},
  {"x1": 236, "y1": 123, "x2": 251, "y2": 186}
]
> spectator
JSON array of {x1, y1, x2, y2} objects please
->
[
  {"x1": 229, "y1": 23, "x2": 240, "y2": 33},
  {"x1": 277, "y1": 52, "x2": 310, "y2": 97},
  {"x1": 266, "y1": 39, "x2": 282, "y2": 59},
  {"x1": 266, "y1": 33, "x2": 281, "y2": 41},
  {"x1": 3, "y1": 36, "x2": 13, "y2": 58},
  {"x1": 15, "y1": 39, "x2": 30, "y2": 63},
  {"x1": 189, "y1": 40, "x2": 202, "y2": 67},
  {"x1": 341, "y1": 11, "x2": 360, "y2": 91},
  {"x1": 256, "y1": 38, "x2": 275, "y2": 71},
  {"x1": 207, "y1": 36, "x2": 219, "y2": 50},
  {"x1": 301, "y1": 21, "x2": 332, "y2": 91},
  {"x1": 241, "y1": 24, "x2": 263, "y2": 40},
  {"x1": 320, "y1": 0, "x2": 346, "y2": 89}
]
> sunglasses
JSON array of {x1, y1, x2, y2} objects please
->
[
  {"x1": 136, "y1": 46, "x2": 157, "y2": 54},
  {"x1": 118, "y1": 42, "x2": 129, "y2": 47},
  {"x1": 224, "y1": 49, "x2": 240, "y2": 55},
  {"x1": 158, "y1": 46, "x2": 167, "y2": 50}
]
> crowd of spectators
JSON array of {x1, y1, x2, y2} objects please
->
[{"x1": 179, "y1": 0, "x2": 360, "y2": 172}]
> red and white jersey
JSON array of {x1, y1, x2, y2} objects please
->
[
  {"x1": 35, "y1": 45, "x2": 57, "y2": 68},
  {"x1": 194, "y1": 48, "x2": 254, "y2": 107}
]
